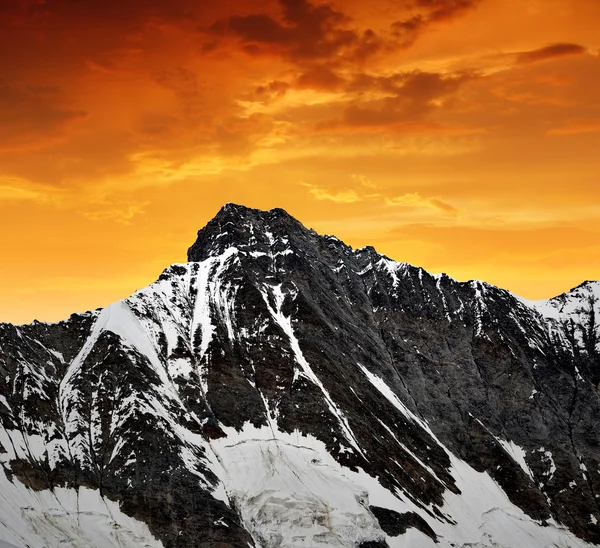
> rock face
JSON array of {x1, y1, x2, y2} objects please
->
[{"x1": 0, "y1": 203, "x2": 599, "y2": 548}]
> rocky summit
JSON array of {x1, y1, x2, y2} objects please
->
[{"x1": 0, "y1": 203, "x2": 599, "y2": 548}]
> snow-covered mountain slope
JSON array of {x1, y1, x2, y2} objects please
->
[
  {"x1": 0, "y1": 467, "x2": 162, "y2": 548},
  {"x1": 519, "y1": 281, "x2": 600, "y2": 365},
  {"x1": 1, "y1": 204, "x2": 599, "y2": 547}
]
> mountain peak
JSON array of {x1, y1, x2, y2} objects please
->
[
  {"x1": 187, "y1": 204, "x2": 307, "y2": 262},
  {"x1": 217, "y1": 202, "x2": 295, "y2": 221},
  {"x1": 569, "y1": 279, "x2": 600, "y2": 294}
]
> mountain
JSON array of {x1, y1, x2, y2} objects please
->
[{"x1": 0, "y1": 203, "x2": 599, "y2": 548}]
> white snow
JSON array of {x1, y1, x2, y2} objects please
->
[
  {"x1": 432, "y1": 451, "x2": 591, "y2": 548},
  {"x1": 192, "y1": 257, "x2": 217, "y2": 363},
  {"x1": 203, "y1": 419, "x2": 593, "y2": 548},
  {"x1": 190, "y1": 248, "x2": 240, "y2": 379},
  {"x1": 104, "y1": 302, "x2": 166, "y2": 382},
  {"x1": 0, "y1": 467, "x2": 163, "y2": 548},
  {"x1": 358, "y1": 364, "x2": 433, "y2": 438},
  {"x1": 376, "y1": 257, "x2": 404, "y2": 288},
  {"x1": 351, "y1": 372, "x2": 590, "y2": 547},
  {"x1": 517, "y1": 281, "x2": 600, "y2": 352},
  {"x1": 471, "y1": 281, "x2": 489, "y2": 338},
  {"x1": 495, "y1": 438, "x2": 535, "y2": 482},
  {"x1": 59, "y1": 306, "x2": 111, "y2": 426},
  {"x1": 208, "y1": 423, "x2": 387, "y2": 548}
]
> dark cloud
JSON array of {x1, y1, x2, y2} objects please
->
[
  {"x1": 349, "y1": 69, "x2": 475, "y2": 104},
  {"x1": 253, "y1": 80, "x2": 291, "y2": 101},
  {"x1": 390, "y1": 16, "x2": 426, "y2": 48},
  {"x1": 205, "y1": 0, "x2": 483, "y2": 96},
  {"x1": 320, "y1": 69, "x2": 477, "y2": 131},
  {"x1": 0, "y1": 80, "x2": 85, "y2": 149},
  {"x1": 210, "y1": 0, "x2": 481, "y2": 62},
  {"x1": 206, "y1": 0, "x2": 480, "y2": 64},
  {"x1": 416, "y1": 0, "x2": 482, "y2": 22},
  {"x1": 516, "y1": 43, "x2": 587, "y2": 64},
  {"x1": 390, "y1": 0, "x2": 481, "y2": 48},
  {"x1": 208, "y1": 0, "x2": 368, "y2": 62},
  {"x1": 296, "y1": 65, "x2": 346, "y2": 90}
]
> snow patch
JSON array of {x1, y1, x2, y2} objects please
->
[
  {"x1": 208, "y1": 423, "x2": 387, "y2": 548},
  {"x1": 436, "y1": 452, "x2": 590, "y2": 548},
  {"x1": 495, "y1": 438, "x2": 534, "y2": 482},
  {"x1": 358, "y1": 364, "x2": 435, "y2": 440},
  {"x1": 0, "y1": 468, "x2": 163, "y2": 548}
]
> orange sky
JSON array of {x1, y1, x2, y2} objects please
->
[{"x1": 1, "y1": 0, "x2": 600, "y2": 324}]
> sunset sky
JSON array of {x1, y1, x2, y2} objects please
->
[{"x1": 1, "y1": 0, "x2": 600, "y2": 324}]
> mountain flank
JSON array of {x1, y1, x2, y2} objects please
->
[{"x1": 1, "y1": 203, "x2": 599, "y2": 548}]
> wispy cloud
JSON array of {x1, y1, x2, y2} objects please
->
[
  {"x1": 386, "y1": 192, "x2": 460, "y2": 214},
  {"x1": 515, "y1": 43, "x2": 587, "y2": 65},
  {"x1": 302, "y1": 173, "x2": 382, "y2": 203},
  {"x1": 303, "y1": 183, "x2": 361, "y2": 203},
  {"x1": 351, "y1": 173, "x2": 377, "y2": 188},
  {"x1": 303, "y1": 178, "x2": 458, "y2": 216},
  {"x1": 547, "y1": 119, "x2": 600, "y2": 136},
  {"x1": 0, "y1": 176, "x2": 60, "y2": 202},
  {"x1": 82, "y1": 202, "x2": 149, "y2": 224}
]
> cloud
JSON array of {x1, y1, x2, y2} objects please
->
[
  {"x1": 0, "y1": 184, "x2": 44, "y2": 202},
  {"x1": 303, "y1": 182, "x2": 361, "y2": 203},
  {"x1": 0, "y1": 176, "x2": 61, "y2": 202},
  {"x1": 0, "y1": 80, "x2": 85, "y2": 150},
  {"x1": 201, "y1": 0, "x2": 484, "y2": 144},
  {"x1": 386, "y1": 192, "x2": 459, "y2": 214},
  {"x1": 351, "y1": 173, "x2": 377, "y2": 189},
  {"x1": 82, "y1": 202, "x2": 149, "y2": 224},
  {"x1": 253, "y1": 80, "x2": 291, "y2": 101},
  {"x1": 208, "y1": 0, "x2": 362, "y2": 62},
  {"x1": 302, "y1": 173, "x2": 383, "y2": 203},
  {"x1": 515, "y1": 43, "x2": 587, "y2": 64},
  {"x1": 390, "y1": 0, "x2": 482, "y2": 48},
  {"x1": 296, "y1": 65, "x2": 346, "y2": 91},
  {"x1": 318, "y1": 69, "x2": 477, "y2": 132},
  {"x1": 302, "y1": 179, "x2": 459, "y2": 216},
  {"x1": 419, "y1": 0, "x2": 482, "y2": 22},
  {"x1": 547, "y1": 119, "x2": 600, "y2": 135},
  {"x1": 206, "y1": 0, "x2": 481, "y2": 67}
]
